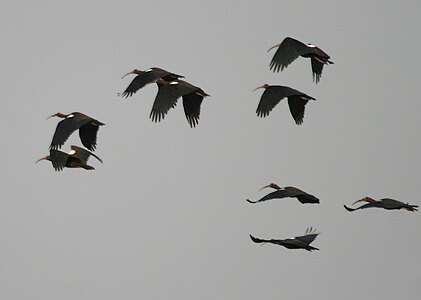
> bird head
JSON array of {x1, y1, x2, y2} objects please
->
[
  {"x1": 121, "y1": 69, "x2": 141, "y2": 79},
  {"x1": 35, "y1": 155, "x2": 51, "y2": 164},
  {"x1": 259, "y1": 183, "x2": 281, "y2": 191},
  {"x1": 253, "y1": 84, "x2": 270, "y2": 92},
  {"x1": 353, "y1": 196, "x2": 375, "y2": 205},
  {"x1": 47, "y1": 112, "x2": 66, "y2": 120}
]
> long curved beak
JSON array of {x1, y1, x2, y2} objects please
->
[
  {"x1": 121, "y1": 70, "x2": 135, "y2": 79},
  {"x1": 352, "y1": 198, "x2": 370, "y2": 205},
  {"x1": 46, "y1": 113, "x2": 57, "y2": 120},
  {"x1": 253, "y1": 85, "x2": 266, "y2": 92},
  {"x1": 35, "y1": 156, "x2": 48, "y2": 164},
  {"x1": 259, "y1": 184, "x2": 272, "y2": 191},
  {"x1": 267, "y1": 43, "x2": 281, "y2": 52}
]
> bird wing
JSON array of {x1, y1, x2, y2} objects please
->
[
  {"x1": 311, "y1": 58, "x2": 325, "y2": 84},
  {"x1": 287, "y1": 96, "x2": 310, "y2": 125},
  {"x1": 149, "y1": 82, "x2": 181, "y2": 123},
  {"x1": 256, "y1": 88, "x2": 285, "y2": 117},
  {"x1": 182, "y1": 91, "x2": 204, "y2": 128},
  {"x1": 249, "y1": 235, "x2": 269, "y2": 244},
  {"x1": 250, "y1": 189, "x2": 294, "y2": 203},
  {"x1": 50, "y1": 113, "x2": 91, "y2": 150},
  {"x1": 285, "y1": 186, "x2": 319, "y2": 204},
  {"x1": 294, "y1": 229, "x2": 319, "y2": 245},
  {"x1": 69, "y1": 145, "x2": 103, "y2": 164},
  {"x1": 49, "y1": 149, "x2": 69, "y2": 171},
  {"x1": 120, "y1": 69, "x2": 166, "y2": 98},
  {"x1": 79, "y1": 120, "x2": 103, "y2": 151},
  {"x1": 269, "y1": 37, "x2": 309, "y2": 72}
]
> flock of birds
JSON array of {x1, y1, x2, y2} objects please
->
[{"x1": 36, "y1": 37, "x2": 418, "y2": 252}]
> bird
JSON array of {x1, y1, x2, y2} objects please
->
[
  {"x1": 149, "y1": 78, "x2": 209, "y2": 127},
  {"x1": 36, "y1": 145, "x2": 103, "y2": 171},
  {"x1": 253, "y1": 84, "x2": 315, "y2": 125},
  {"x1": 47, "y1": 112, "x2": 104, "y2": 151},
  {"x1": 250, "y1": 228, "x2": 319, "y2": 251},
  {"x1": 247, "y1": 183, "x2": 319, "y2": 204},
  {"x1": 119, "y1": 67, "x2": 184, "y2": 98},
  {"x1": 268, "y1": 37, "x2": 333, "y2": 83},
  {"x1": 344, "y1": 197, "x2": 418, "y2": 212}
]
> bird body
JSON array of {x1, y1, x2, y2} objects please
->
[
  {"x1": 268, "y1": 37, "x2": 333, "y2": 83},
  {"x1": 48, "y1": 112, "x2": 104, "y2": 151},
  {"x1": 254, "y1": 84, "x2": 315, "y2": 125},
  {"x1": 120, "y1": 67, "x2": 184, "y2": 98},
  {"x1": 247, "y1": 183, "x2": 319, "y2": 204},
  {"x1": 250, "y1": 228, "x2": 319, "y2": 251},
  {"x1": 150, "y1": 79, "x2": 209, "y2": 127},
  {"x1": 36, "y1": 145, "x2": 103, "y2": 171},
  {"x1": 344, "y1": 197, "x2": 418, "y2": 212}
]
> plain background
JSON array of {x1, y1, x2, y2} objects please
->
[{"x1": 1, "y1": 1, "x2": 420, "y2": 299}]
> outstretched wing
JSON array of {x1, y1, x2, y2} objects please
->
[
  {"x1": 150, "y1": 81, "x2": 181, "y2": 123},
  {"x1": 287, "y1": 95, "x2": 314, "y2": 125},
  {"x1": 250, "y1": 235, "x2": 269, "y2": 244},
  {"x1": 269, "y1": 37, "x2": 309, "y2": 72},
  {"x1": 182, "y1": 91, "x2": 207, "y2": 128},
  {"x1": 78, "y1": 119, "x2": 104, "y2": 151},
  {"x1": 49, "y1": 149, "x2": 69, "y2": 171},
  {"x1": 256, "y1": 88, "x2": 285, "y2": 117},
  {"x1": 50, "y1": 113, "x2": 90, "y2": 150}
]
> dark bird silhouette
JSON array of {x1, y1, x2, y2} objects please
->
[
  {"x1": 247, "y1": 183, "x2": 319, "y2": 204},
  {"x1": 268, "y1": 37, "x2": 333, "y2": 83},
  {"x1": 119, "y1": 67, "x2": 184, "y2": 98},
  {"x1": 250, "y1": 228, "x2": 319, "y2": 251},
  {"x1": 253, "y1": 84, "x2": 315, "y2": 125},
  {"x1": 36, "y1": 145, "x2": 103, "y2": 171},
  {"x1": 150, "y1": 79, "x2": 209, "y2": 127},
  {"x1": 48, "y1": 112, "x2": 104, "y2": 151},
  {"x1": 344, "y1": 197, "x2": 418, "y2": 212}
]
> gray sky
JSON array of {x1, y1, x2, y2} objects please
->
[{"x1": 1, "y1": 1, "x2": 420, "y2": 299}]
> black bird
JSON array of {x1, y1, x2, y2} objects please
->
[
  {"x1": 250, "y1": 228, "x2": 319, "y2": 251},
  {"x1": 36, "y1": 145, "x2": 103, "y2": 171},
  {"x1": 247, "y1": 183, "x2": 319, "y2": 204},
  {"x1": 48, "y1": 112, "x2": 104, "y2": 151},
  {"x1": 150, "y1": 79, "x2": 209, "y2": 127},
  {"x1": 344, "y1": 197, "x2": 418, "y2": 212},
  {"x1": 119, "y1": 67, "x2": 184, "y2": 98},
  {"x1": 268, "y1": 37, "x2": 333, "y2": 83},
  {"x1": 254, "y1": 84, "x2": 315, "y2": 125}
]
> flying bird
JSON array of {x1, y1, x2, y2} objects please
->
[
  {"x1": 247, "y1": 183, "x2": 319, "y2": 204},
  {"x1": 48, "y1": 112, "x2": 104, "y2": 151},
  {"x1": 119, "y1": 67, "x2": 184, "y2": 98},
  {"x1": 254, "y1": 84, "x2": 315, "y2": 125},
  {"x1": 268, "y1": 37, "x2": 333, "y2": 83},
  {"x1": 36, "y1": 145, "x2": 103, "y2": 171},
  {"x1": 344, "y1": 197, "x2": 418, "y2": 212},
  {"x1": 150, "y1": 79, "x2": 209, "y2": 127},
  {"x1": 250, "y1": 228, "x2": 319, "y2": 251}
]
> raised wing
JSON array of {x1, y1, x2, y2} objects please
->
[
  {"x1": 294, "y1": 228, "x2": 319, "y2": 245},
  {"x1": 269, "y1": 37, "x2": 309, "y2": 72}
]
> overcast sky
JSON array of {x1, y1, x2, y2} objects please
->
[{"x1": 1, "y1": 1, "x2": 420, "y2": 299}]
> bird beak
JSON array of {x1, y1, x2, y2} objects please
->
[
  {"x1": 267, "y1": 43, "x2": 281, "y2": 52},
  {"x1": 46, "y1": 113, "x2": 56, "y2": 120},
  {"x1": 35, "y1": 156, "x2": 48, "y2": 164},
  {"x1": 259, "y1": 184, "x2": 272, "y2": 191},
  {"x1": 253, "y1": 85, "x2": 266, "y2": 92},
  {"x1": 352, "y1": 198, "x2": 368, "y2": 205},
  {"x1": 121, "y1": 70, "x2": 135, "y2": 79}
]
